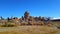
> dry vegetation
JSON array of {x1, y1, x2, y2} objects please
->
[{"x1": 0, "y1": 26, "x2": 59, "y2": 34}]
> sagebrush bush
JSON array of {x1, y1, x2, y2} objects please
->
[{"x1": 1, "y1": 22, "x2": 16, "y2": 27}]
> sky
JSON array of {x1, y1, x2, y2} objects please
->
[{"x1": 0, "y1": 0, "x2": 60, "y2": 19}]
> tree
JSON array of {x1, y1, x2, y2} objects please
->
[
  {"x1": 41, "y1": 17, "x2": 45, "y2": 21},
  {"x1": 7, "y1": 17, "x2": 10, "y2": 22},
  {"x1": 0, "y1": 16, "x2": 4, "y2": 20},
  {"x1": 47, "y1": 17, "x2": 51, "y2": 21},
  {"x1": 13, "y1": 17, "x2": 18, "y2": 19},
  {"x1": 38, "y1": 16, "x2": 42, "y2": 21}
]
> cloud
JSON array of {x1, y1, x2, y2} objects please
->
[{"x1": 53, "y1": 17, "x2": 60, "y2": 19}]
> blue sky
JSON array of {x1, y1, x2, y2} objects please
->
[{"x1": 0, "y1": 0, "x2": 60, "y2": 18}]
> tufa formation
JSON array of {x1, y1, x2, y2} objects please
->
[{"x1": 0, "y1": 11, "x2": 52, "y2": 26}]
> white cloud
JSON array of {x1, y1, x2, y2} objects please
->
[{"x1": 53, "y1": 17, "x2": 60, "y2": 19}]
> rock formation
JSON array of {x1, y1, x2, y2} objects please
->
[{"x1": 0, "y1": 11, "x2": 51, "y2": 26}]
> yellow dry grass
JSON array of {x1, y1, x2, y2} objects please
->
[{"x1": 0, "y1": 26, "x2": 59, "y2": 34}]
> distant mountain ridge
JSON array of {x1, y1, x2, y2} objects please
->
[{"x1": 51, "y1": 19, "x2": 60, "y2": 21}]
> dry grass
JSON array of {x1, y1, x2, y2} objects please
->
[{"x1": 0, "y1": 26, "x2": 59, "y2": 34}]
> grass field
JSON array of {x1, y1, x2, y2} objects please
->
[{"x1": 0, "y1": 26, "x2": 59, "y2": 34}]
